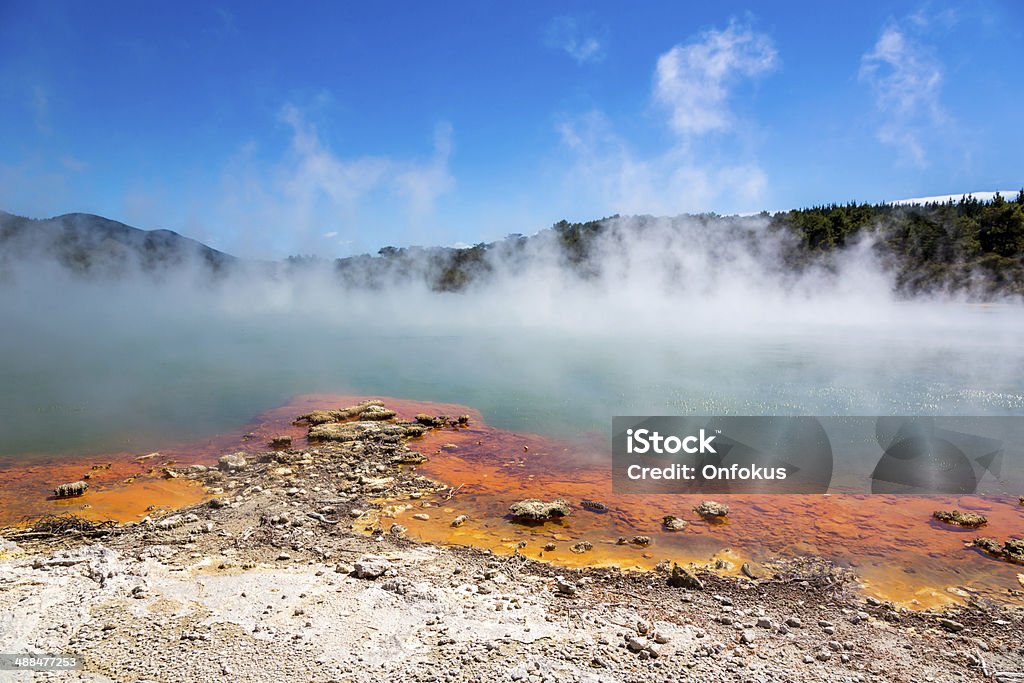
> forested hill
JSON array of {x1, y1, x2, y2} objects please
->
[
  {"x1": 323, "y1": 192, "x2": 1024, "y2": 298},
  {"x1": 0, "y1": 210, "x2": 234, "y2": 277}
]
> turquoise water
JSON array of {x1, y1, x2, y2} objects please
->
[{"x1": 2, "y1": 305, "x2": 1024, "y2": 464}]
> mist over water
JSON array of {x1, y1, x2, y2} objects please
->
[{"x1": 2, "y1": 214, "x2": 1023, "y2": 465}]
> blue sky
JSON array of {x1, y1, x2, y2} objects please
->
[{"x1": 1, "y1": 1, "x2": 1021, "y2": 258}]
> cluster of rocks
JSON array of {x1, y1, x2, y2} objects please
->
[
  {"x1": 414, "y1": 413, "x2": 470, "y2": 428},
  {"x1": 974, "y1": 536, "x2": 1024, "y2": 564}
]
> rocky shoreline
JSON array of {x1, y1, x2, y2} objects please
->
[{"x1": 2, "y1": 401, "x2": 1023, "y2": 683}]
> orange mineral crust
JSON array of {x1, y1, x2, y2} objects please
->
[{"x1": 2, "y1": 394, "x2": 1022, "y2": 610}]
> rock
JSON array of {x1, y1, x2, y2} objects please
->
[
  {"x1": 974, "y1": 537, "x2": 1002, "y2": 556},
  {"x1": 389, "y1": 523, "x2": 407, "y2": 536},
  {"x1": 630, "y1": 536, "x2": 651, "y2": 547},
  {"x1": 508, "y1": 499, "x2": 571, "y2": 521},
  {"x1": 53, "y1": 481, "x2": 88, "y2": 498},
  {"x1": 360, "y1": 404, "x2": 396, "y2": 420},
  {"x1": 440, "y1": 443, "x2": 458, "y2": 451},
  {"x1": 626, "y1": 636, "x2": 649, "y2": 653},
  {"x1": 1004, "y1": 538, "x2": 1024, "y2": 564},
  {"x1": 554, "y1": 576, "x2": 577, "y2": 596},
  {"x1": 276, "y1": 553, "x2": 291, "y2": 561},
  {"x1": 451, "y1": 515, "x2": 468, "y2": 527},
  {"x1": 156, "y1": 515, "x2": 184, "y2": 529},
  {"x1": 653, "y1": 632, "x2": 670, "y2": 644},
  {"x1": 667, "y1": 563, "x2": 704, "y2": 590},
  {"x1": 741, "y1": 562, "x2": 763, "y2": 579},
  {"x1": 938, "y1": 618, "x2": 964, "y2": 633},
  {"x1": 269, "y1": 435, "x2": 292, "y2": 448},
  {"x1": 414, "y1": 413, "x2": 445, "y2": 427},
  {"x1": 457, "y1": 415, "x2": 470, "y2": 425},
  {"x1": 816, "y1": 650, "x2": 832, "y2": 661},
  {"x1": 693, "y1": 500, "x2": 729, "y2": 520},
  {"x1": 353, "y1": 556, "x2": 392, "y2": 579},
  {"x1": 740, "y1": 630, "x2": 756, "y2": 644},
  {"x1": 580, "y1": 499, "x2": 608, "y2": 512},
  {"x1": 933, "y1": 510, "x2": 987, "y2": 528},
  {"x1": 411, "y1": 513, "x2": 430, "y2": 521},
  {"x1": 218, "y1": 452, "x2": 247, "y2": 472},
  {"x1": 756, "y1": 617, "x2": 773, "y2": 629},
  {"x1": 543, "y1": 542, "x2": 556, "y2": 552},
  {"x1": 662, "y1": 515, "x2": 688, "y2": 531},
  {"x1": 570, "y1": 541, "x2": 593, "y2": 553},
  {"x1": 786, "y1": 617, "x2": 802, "y2": 628}
]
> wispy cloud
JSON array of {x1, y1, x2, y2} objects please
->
[
  {"x1": 60, "y1": 156, "x2": 89, "y2": 173},
  {"x1": 557, "y1": 111, "x2": 767, "y2": 216},
  {"x1": 557, "y1": 21, "x2": 776, "y2": 216},
  {"x1": 31, "y1": 85, "x2": 51, "y2": 135},
  {"x1": 213, "y1": 105, "x2": 455, "y2": 257},
  {"x1": 544, "y1": 16, "x2": 604, "y2": 65},
  {"x1": 859, "y1": 18, "x2": 949, "y2": 167},
  {"x1": 654, "y1": 21, "x2": 778, "y2": 136}
]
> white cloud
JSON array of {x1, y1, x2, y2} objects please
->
[
  {"x1": 654, "y1": 22, "x2": 778, "y2": 136},
  {"x1": 544, "y1": 16, "x2": 604, "y2": 65},
  {"x1": 558, "y1": 111, "x2": 768, "y2": 216},
  {"x1": 859, "y1": 22, "x2": 948, "y2": 167},
  {"x1": 212, "y1": 105, "x2": 455, "y2": 258},
  {"x1": 556, "y1": 22, "x2": 776, "y2": 216}
]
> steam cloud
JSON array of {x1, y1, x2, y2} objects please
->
[{"x1": 1, "y1": 212, "x2": 1023, "y2": 462}]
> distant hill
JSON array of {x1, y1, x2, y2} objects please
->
[
  {"x1": 0, "y1": 211, "x2": 234, "y2": 277},
  {"x1": 3, "y1": 191, "x2": 1023, "y2": 298}
]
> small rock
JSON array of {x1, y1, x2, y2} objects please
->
[
  {"x1": 626, "y1": 636, "x2": 649, "y2": 653},
  {"x1": 554, "y1": 576, "x2": 577, "y2": 596},
  {"x1": 693, "y1": 500, "x2": 729, "y2": 520},
  {"x1": 662, "y1": 515, "x2": 688, "y2": 531},
  {"x1": 938, "y1": 618, "x2": 964, "y2": 633},
  {"x1": 933, "y1": 510, "x2": 987, "y2": 528},
  {"x1": 53, "y1": 481, "x2": 88, "y2": 498},
  {"x1": 667, "y1": 563, "x2": 704, "y2": 590},
  {"x1": 218, "y1": 452, "x2": 247, "y2": 472},
  {"x1": 451, "y1": 515, "x2": 468, "y2": 527},
  {"x1": 508, "y1": 499, "x2": 571, "y2": 521},
  {"x1": 353, "y1": 556, "x2": 391, "y2": 579}
]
